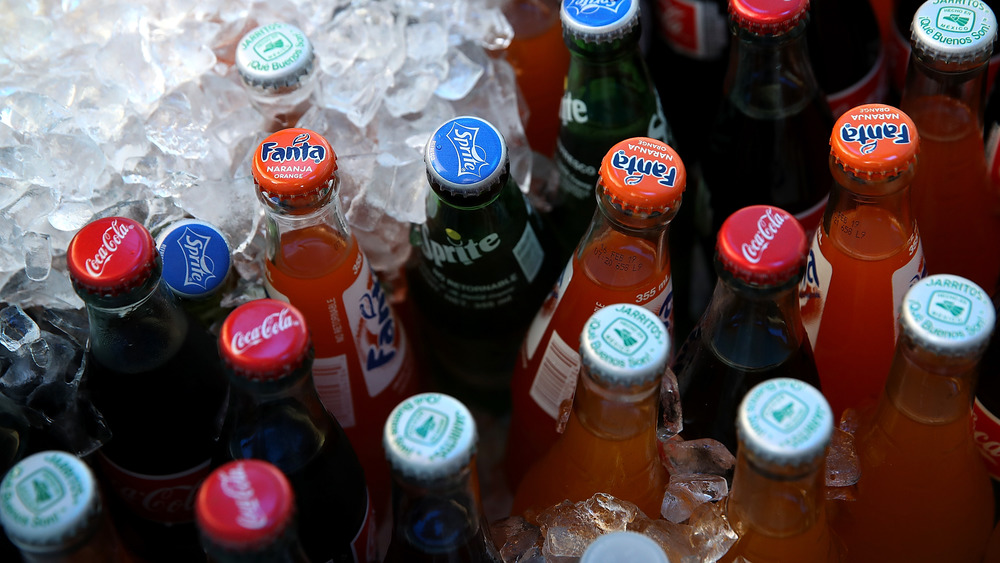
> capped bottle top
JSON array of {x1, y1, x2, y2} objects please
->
[
  {"x1": 252, "y1": 128, "x2": 338, "y2": 209},
  {"x1": 580, "y1": 531, "x2": 670, "y2": 563},
  {"x1": 580, "y1": 303, "x2": 670, "y2": 387},
  {"x1": 716, "y1": 206, "x2": 807, "y2": 286},
  {"x1": 219, "y1": 299, "x2": 311, "y2": 381},
  {"x1": 900, "y1": 274, "x2": 996, "y2": 356},
  {"x1": 235, "y1": 22, "x2": 315, "y2": 90},
  {"x1": 729, "y1": 0, "x2": 810, "y2": 35},
  {"x1": 737, "y1": 378, "x2": 832, "y2": 467},
  {"x1": 910, "y1": 0, "x2": 997, "y2": 64},
  {"x1": 830, "y1": 103, "x2": 920, "y2": 179},
  {"x1": 383, "y1": 393, "x2": 478, "y2": 481},
  {"x1": 0, "y1": 451, "x2": 100, "y2": 553},
  {"x1": 196, "y1": 460, "x2": 296, "y2": 551},
  {"x1": 598, "y1": 137, "x2": 686, "y2": 216},
  {"x1": 67, "y1": 216, "x2": 158, "y2": 297},
  {"x1": 561, "y1": 0, "x2": 640, "y2": 43},
  {"x1": 156, "y1": 219, "x2": 232, "y2": 299},
  {"x1": 424, "y1": 116, "x2": 509, "y2": 205}
]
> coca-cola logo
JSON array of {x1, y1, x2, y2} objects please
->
[
  {"x1": 741, "y1": 208, "x2": 788, "y2": 264},
  {"x1": 259, "y1": 132, "x2": 326, "y2": 164},
  {"x1": 217, "y1": 464, "x2": 268, "y2": 530},
  {"x1": 231, "y1": 308, "x2": 301, "y2": 354},
  {"x1": 445, "y1": 122, "x2": 490, "y2": 179},
  {"x1": 85, "y1": 219, "x2": 134, "y2": 277}
]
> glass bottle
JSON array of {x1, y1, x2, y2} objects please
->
[
  {"x1": 382, "y1": 393, "x2": 503, "y2": 563},
  {"x1": 155, "y1": 218, "x2": 235, "y2": 333},
  {"x1": 674, "y1": 205, "x2": 821, "y2": 454},
  {"x1": 235, "y1": 22, "x2": 318, "y2": 132},
  {"x1": 215, "y1": 298, "x2": 377, "y2": 563},
  {"x1": 511, "y1": 302, "x2": 671, "y2": 519},
  {"x1": 832, "y1": 274, "x2": 995, "y2": 562},
  {"x1": 972, "y1": 293, "x2": 1000, "y2": 512},
  {"x1": 580, "y1": 531, "x2": 670, "y2": 563},
  {"x1": 798, "y1": 103, "x2": 926, "y2": 418},
  {"x1": 504, "y1": 137, "x2": 685, "y2": 491}
]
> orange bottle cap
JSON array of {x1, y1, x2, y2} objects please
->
[
  {"x1": 598, "y1": 137, "x2": 686, "y2": 216},
  {"x1": 251, "y1": 128, "x2": 338, "y2": 207},
  {"x1": 730, "y1": 0, "x2": 810, "y2": 35},
  {"x1": 830, "y1": 104, "x2": 919, "y2": 179}
]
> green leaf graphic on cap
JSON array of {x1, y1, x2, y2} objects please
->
[
  {"x1": 772, "y1": 402, "x2": 794, "y2": 423},
  {"x1": 935, "y1": 300, "x2": 965, "y2": 318},
  {"x1": 615, "y1": 327, "x2": 637, "y2": 347},
  {"x1": 944, "y1": 14, "x2": 970, "y2": 27}
]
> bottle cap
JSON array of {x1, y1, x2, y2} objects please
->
[
  {"x1": 716, "y1": 205, "x2": 807, "y2": 286},
  {"x1": 424, "y1": 116, "x2": 509, "y2": 206},
  {"x1": 384, "y1": 393, "x2": 478, "y2": 481},
  {"x1": 252, "y1": 128, "x2": 338, "y2": 210},
  {"x1": 561, "y1": 0, "x2": 640, "y2": 43},
  {"x1": 236, "y1": 22, "x2": 315, "y2": 91},
  {"x1": 218, "y1": 299, "x2": 311, "y2": 380},
  {"x1": 598, "y1": 137, "x2": 686, "y2": 216},
  {"x1": 737, "y1": 378, "x2": 833, "y2": 467},
  {"x1": 66, "y1": 216, "x2": 158, "y2": 297},
  {"x1": 580, "y1": 303, "x2": 670, "y2": 387},
  {"x1": 156, "y1": 219, "x2": 232, "y2": 300},
  {"x1": 0, "y1": 451, "x2": 100, "y2": 553},
  {"x1": 580, "y1": 531, "x2": 670, "y2": 563},
  {"x1": 900, "y1": 274, "x2": 996, "y2": 356},
  {"x1": 730, "y1": 0, "x2": 810, "y2": 35},
  {"x1": 196, "y1": 460, "x2": 296, "y2": 551},
  {"x1": 830, "y1": 103, "x2": 920, "y2": 180},
  {"x1": 910, "y1": 0, "x2": 997, "y2": 64}
]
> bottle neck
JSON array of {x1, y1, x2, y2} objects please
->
[
  {"x1": 901, "y1": 48, "x2": 990, "y2": 130},
  {"x1": 261, "y1": 189, "x2": 352, "y2": 263},
  {"x1": 203, "y1": 526, "x2": 311, "y2": 563},
  {"x1": 576, "y1": 185, "x2": 674, "y2": 263},
  {"x1": 225, "y1": 358, "x2": 334, "y2": 439},
  {"x1": 565, "y1": 25, "x2": 642, "y2": 61},
  {"x1": 726, "y1": 20, "x2": 821, "y2": 115},
  {"x1": 727, "y1": 449, "x2": 826, "y2": 539},
  {"x1": 571, "y1": 366, "x2": 661, "y2": 441}
]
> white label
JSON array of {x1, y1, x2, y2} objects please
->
[
  {"x1": 524, "y1": 259, "x2": 574, "y2": 360},
  {"x1": 312, "y1": 355, "x2": 355, "y2": 428},
  {"x1": 799, "y1": 229, "x2": 834, "y2": 347},
  {"x1": 528, "y1": 330, "x2": 582, "y2": 420},
  {"x1": 890, "y1": 235, "x2": 927, "y2": 341},
  {"x1": 514, "y1": 224, "x2": 544, "y2": 283}
]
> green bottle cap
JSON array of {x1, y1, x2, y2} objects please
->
[
  {"x1": 737, "y1": 378, "x2": 833, "y2": 467},
  {"x1": 900, "y1": 274, "x2": 995, "y2": 356},
  {"x1": 911, "y1": 0, "x2": 997, "y2": 63},
  {"x1": 236, "y1": 22, "x2": 315, "y2": 90},
  {"x1": 580, "y1": 303, "x2": 670, "y2": 387},
  {"x1": 383, "y1": 393, "x2": 478, "y2": 481},
  {"x1": 580, "y1": 531, "x2": 670, "y2": 563}
]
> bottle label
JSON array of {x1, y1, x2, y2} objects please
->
[
  {"x1": 654, "y1": 0, "x2": 728, "y2": 60},
  {"x1": 312, "y1": 354, "x2": 356, "y2": 428},
  {"x1": 97, "y1": 452, "x2": 210, "y2": 524},
  {"x1": 826, "y1": 47, "x2": 889, "y2": 124},
  {"x1": 529, "y1": 329, "x2": 583, "y2": 420},
  {"x1": 350, "y1": 489, "x2": 378, "y2": 563},
  {"x1": 986, "y1": 122, "x2": 1000, "y2": 188},
  {"x1": 889, "y1": 234, "x2": 927, "y2": 342},
  {"x1": 973, "y1": 397, "x2": 1000, "y2": 481}
]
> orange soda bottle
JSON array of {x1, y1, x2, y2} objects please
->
[
  {"x1": 798, "y1": 103, "x2": 926, "y2": 417},
  {"x1": 504, "y1": 137, "x2": 685, "y2": 490},
  {"x1": 510, "y1": 302, "x2": 671, "y2": 519},
  {"x1": 832, "y1": 274, "x2": 996, "y2": 562}
]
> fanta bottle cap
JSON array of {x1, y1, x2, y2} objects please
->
[
  {"x1": 716, "y1": 206, "x2": 807, "y2": 286},
  {"x1": 830, "y1": 104, "x2": 920, "y2": 180},
  {"x1": 196, "y1": 460, "x2": 296, "y2": 551},
  {"x1": 236, "y1": 22, "x2": 315, "y2": 90},
  {"x1": 383, "y1": 393, "x2": 478, "y2": 481},
  {"x1": 580, "y1": 303, "x2": 670, "y2": 387},
  {"x1": 219, "y1": 299, "x2": 311, "y2": 380},
  {"x1": 67, "y1": 216, "x2": 158, "y2": 297},
  {"x1": 911, "y1": 0, "x2": 997, "y2": 64},
  {"x1": 900, "y1": 274, "x2": 996, "y2": 356},
  {"x1": 561, "y1": 0, "x2": 640, "y2": 43},
  {"x1": 598, "y1": 137, "x2": 686, "y2": 216},
  {"x1": 730, "y1": 0, "x2": 810, "y2": 35},
  {"x1": 580, "y1": 531, "x2": 670, "y2": 563},
  {"x1": 252, "y1": 128, "x2": 338, "y2": 210},
  {"x1": 0, "y1": 451, "x2": 100, "y2": 553},
  {"x1": 424, "y1": 116, "x2": 509, "y2": 205},
  {"x1": 156, "y1": 219, "x2": 232, "y2": 299},
  {"x1": 737, "y1": 378, "x2": 833, "y2": 467}
]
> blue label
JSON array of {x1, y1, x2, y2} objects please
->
[
  {"x1": 563, "y1": 0, "x2": 634, "y2": 28},
  {"x1": 159, "y1": 222, "x2": 230, "y2": 298},
  {"x1": 429, "y1": 117, "x2": 503, "y2": 186}
]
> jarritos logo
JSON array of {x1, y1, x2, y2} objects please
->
[
  {"x1": 609, "y1": 139, "x2": 679, "y2": 188},
  {"x1": 258, "y1": 132, "x2": 326, "y2": 179},
  {"x1": 742, "y1": 208, "x2": 789, "y2": 265},
  {"x1": 838, "y1": 107, "x2": 913, "y2": 155},
  {"x1": 85, "y1": 219, "x2": 134, "y2": 278},
  {"x1": 230, "y1": 307, "x2": 301, "y2": 355},
  {"x1": 174, "y1": 227, "x2": 219, "y2": 290},
  {"x1": 445, "y1": 121, "x2": 491, "y2": 180},
  {"x1": 566, "y1": 0, "x2": 627, "y2": 17}
]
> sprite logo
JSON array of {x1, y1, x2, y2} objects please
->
[
  {"x1": 928, "y1": 290, "x2": 972, "y2": 325},
  {"x1": 15, "y1": 469, "x2": 64, "y2": 515},
  {"x1": 418, "y1": 224, "x2": 501, "y2": 267},
  {"x1": 445, "y1": 122, "x2": 491, "y2": 180},
  {"x1": 174, "y1": 227, "x2": 219, "y2": 291},
  {"x1": 404, "y1": 407, "x2": 449, "y2": 446},
  {"x1": 565, "y1": 0, "x2": 626, "y2": 17}
]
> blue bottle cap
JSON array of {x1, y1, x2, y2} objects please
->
[
  {"x1": 156, "y1": 219, "x2": 232, "y2": 299},
  {"x1": 561, "y1": 0, "x2": 640, "y2": 42},
  {"x1": 424, "y1": 116, "x2": 508, "y2": 202}
]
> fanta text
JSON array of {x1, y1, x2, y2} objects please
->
[
  {"x1": 231, "y1": 308, "x2": 300, "y2": 354},
  {"x1": 359, "y1": 278, "x2": 398, "y2": 370},
  {"x1": 259, "y1": 133, "x2": 326, "y2": 164},
  {"x1": 839, "y1": 120, "x2": 911, "y2": 154},
  {"x1": 742, "y1": 208, "x2": 787, "y2": 264},
  {"x1": 85, "y1": 219, "x2": 134, "y2": 278},
  {"x1": 610, "y1": 149, "x2": 677, "y2": 188}
]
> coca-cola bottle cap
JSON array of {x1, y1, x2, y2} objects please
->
[
  {"x1": 910, "y1": 0, "x2": 997, "y2": 64},
  {"x1": 561, "y1": 0, "x2": 640, "y2": 43},
  {"x1": 737, "y1": 378, "x2": 832, "y2": 467},
  {"x1": 580, "y1": 303, "x2": 669, "y2": 387},
  {"x1": 383, "y1": 393, "x2": 478, "y2": 481},
  {"x1": 156, "y1": 219, "x2": 232, "y2": 299},
  {"x1": 598, "y1": 137, "x2": 686, "y2": 216},
  {"x1": 716, "y1": 205, "x2": 807, "y2": 286},
  {"x1": 730, "y1": 0, "x2": 810, "y2": 35},
  {"x1": 900, "y1": 274, "x2": 996, "y2": 356},
  {"x1": 236, "y1": 22, "x2": 315, "y2": 91},
  {"x1": 252, "y1": 128, "x2": 338, "y2": 210},
  {"x1": 580, "y1": 531, "x2": 670, "y2": 563},
  {"x1": 219, "y1": 299, "x2": 310, "y2": 380},
  {"x1": 196, "y1": 460, "x2": 296, "y2": 551},
  {"x1": 424, "y1": 116, "x2": 509, "y2": 205},
  {"x1": 830, "y1": 104, "x2": 920, "y2": 180},
  {"x1": 66, "y1": 216, "x2": 158, "y2": 297}
]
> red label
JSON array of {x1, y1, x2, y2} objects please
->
[
  {"x1": 655, "y1": 0, "x2": 728, "y2": 59},
  {"x1": 826, "y1": 48, "x2": 889, "y2": 121},
  {"x1": 98, "y1": 452, "x2": 212, "y2": 523},
  {"x1": 973, "y1": 397, "x2": 1000, "y2": 481},
  {"x1": 350, "y1": 489, "x2": 378, "y2": 563}
]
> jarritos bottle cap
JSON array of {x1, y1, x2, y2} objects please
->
[
  {"x1": 252, "y1": 128, "x2": 337, "y2": 211},
  {"x1": 383, "y1": 393, "x2": 478, "y2": 481},
  {"x1": 580, "y1": 303, "x2": 670, "y2": 387},
  {"x1": 598, "y1": 137, "x2": 686, "y2": 216},
  {"x1": 157, "y1": 219, "x2": 232, "y2": 299},
  {"x1": 424, "y1": 116, "x2": 509, "y2": 205},
  {"x1": 561, "y1": 0, "x2": 640, "y2": 43},
  {"x1": 911, "y1": 0, "x2": 997, "y2": 64},
  {"x1": 219, "y1": 299, "x2": 311, "y2": 380},
  {"x1": 580, "y1": 531, "x2": 670, "y2": 563},
  {"x1": 235, "y1": 22, "x2": 315, "y2": 90},
  {"x1": 717, "y1": 205, "x2": 808, "y2": 286},
  {"x1": 900, "y1": 274, "x2": 996, "y2": 356},
  {"x1": 730, "y1": 0, "x2": 810, "y2": 35},
  {"x1": 830, "y1": 104, "x2": 919, "y2": 180},
  {"x1": 67, "y1": 216, "x2": 158, "y2": 297},
  {"x1": 196, "y1": 460, "x2": 296, "y2": 551},
  {"x1": 737, "y1": 378, "x2": 833, "y2": 467}
]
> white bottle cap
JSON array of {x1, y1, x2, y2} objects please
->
[
  {"x1": 384, "y1": 393, "x2": 478, "y2": 481},
  {"x1": 900, "y1": 274, "x2": 995, "y2": 356},
  {"x1": 580, "y1": 531, "x2": 670, "y2": 563},
  {"x1": 911, "y1": 0, "x2": 997, "y2": 63},
  {"x1": 236, "y1": 22, "x2": 315, "y2": 90},
  {"x1": 580, "y1": 303, "x2": 670, "y2": 387},
  {"x1": 737, "y1": 378, "x2": 833, "y2": 467}
]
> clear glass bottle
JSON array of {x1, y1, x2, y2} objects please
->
[{"x1": 235, "y1": 22, "x2": 318, "y2": 132}]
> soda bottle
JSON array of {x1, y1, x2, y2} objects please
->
[
  {"x1": 674, "y1": 205, "x2": 821, "y2": 454},
  {"x1": 215, "y1": 298, "x2": 377, "y2": 563},
  {"x1": 155, "y1": 218, "x2": 235, "y2": 333},
  {"x1": 382, "y1": 393, "x2": 503, "y2": 563},
  {"x1": 504, "y1": 137, "x2": 685, "y2": 490},
  {"x1": 251, "y1": 127, "x2": 420, "y2": 518},
  {"x1": 798, "y1": 103, "x2": 926, "y2": 418},
  {"x1": 66, "y1": 216, "x2": 229, "y2": 562},
  {"x1": 195, "y1": 459, "x2": 310, "y2": 563},
  {"x1": 718, "y1": 378, "x2": 842, "y2": 562},
  {"x1": 580, "y1": 531, "x2": 670, "y2": 563},
  {"x1": 546, "y1": 0, "x2": 673, "y2": 261},
  {"x1": 405, "y1": 116, "x2": 560, "y2": 412},
  {"x1": 235, "y1": 22, "x2": 317, "y2": 132},
  {"x1": 511, "y1": 302, "x2": 671, "y2": 519},
  {"x1": 972, "y1": 293, "x2": 1000, "y2": 513},
  {"x1": 832, "y1": 274, "x2": 995, "y2": 562},
  {"x1": 899, "y1": 0, "x2": 1000, "y2": 297}
]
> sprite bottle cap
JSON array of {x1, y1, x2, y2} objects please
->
[
  {"x1": 196, "y1": 459, "x2": 296, "y2": 551},
  {"x1": 383, "y1": 393, "x2": 478, "y2": 481},
  {"x1": 830, "y1": 103, "x2": 920, "y2": 180},
  {"x1": 561, "y1": 0, "x2": 640, "y2": 43},
  {"x1": 219, "y1": 299, "x2": 311, "y2": 381},
  {"x1": 252, "y1": 128, "x2": 338, "y2": 211},
  {"x1": 716, "y1": 205, "x2": 808, "y2": 286},
  {"x1": 900, "y1": 274, "x2": 996, "y2": 356},
  {"x1": 737, "y1": 378, "x2": 833, "y2": 467},
  {"x1": 424, "y1": 116, "x2": 509, "y2": 206},
  {"x1": 730, "y1": 0, "x2": 810, "y2": 36},
  {"x1": 580, "y1": 303, "x2": 670, "y2": 387},
  {"x1": 156, "y1": 219, "x2": 232, "y2": 300},
  {"x1": 911, "y1": 0, "x2": 997, "y2": 64},
  {"x1": 598, "y1": 137, "x2": 686, "y2": 216},
  {"x1": 235, "y1": 22, "x2": 315, "y2": 91},
  {"x1": 67, "y1": 216, "x2": 158, "y2": 297}
]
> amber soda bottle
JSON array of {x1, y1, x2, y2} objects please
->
[{"x1": 235, "y1": 22, "x2": 318, "y2": 132}]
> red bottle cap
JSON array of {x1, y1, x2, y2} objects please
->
[
  {"x1": 830, "y1": 103, "x2": 919, "y2": 180},
  {"x1": 716, "y1": 205, "x2": 807, "y2": 285},
  {"x1": 598, "y1": 137, "x2": 686, "y2": 216},
  {"x1": 218, "y1": 299, "x2": 310, "y2": 380},
  {"x1": 251, "y1": 128, "x2": 338, "y2": 207},
  {"x1": 196, "y1": 460, "x2": 295, "y2": 551},
  {"x1": 66, "y1": 216, "x2": 157, "y2": 296},
  {"x1": 730, "y1": 0, "x2": 809, "y2": 35}
]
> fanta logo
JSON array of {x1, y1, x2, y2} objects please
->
[
  {"x1": 174, "y1": 227, "x2": 218, "y2": 289},
  {"x1": 231, "y1": 308, "x2": 300, "y2": 354},
  {"x1": 839, "y1": 120, "x2": 911, "y2": 155},
  {"x1": 610, "y1": 149, "x2": 677, "y2": 188},
  {"x1": 566, "y1": 0, "x2": 625, "y2": 16},
  {"x1": 217, "y1": 465, "x2": 268, "y2": 530},
  {"x1": 85, "y1": 219, "x2": 134, "y2": 278},
  {"x1": 445, "y1": 122, "x2": 490, "y2": 179},
  {"x1": 419, "y1": 224, "x2": 501, "y2": 267},
  {"x1": 741, "y1": 208, "x2": 788, "y2": 264},
  {"x1": 358, "y1": 275, "x2": 398, "y2": 371},
  {"x1": 259, "y1": 132, "x2": 326, "y2": 164}
]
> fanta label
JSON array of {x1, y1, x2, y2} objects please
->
[
  {"x1": 97, "y1": 452, "x2": 210, "y2": 524},
  {"x1": 890, "y1": 235, "x2": 927, "y2": 342},
  {"x1": 799, "y1": 230, "x2": 835, "y2": 347},
  {"x1": 831, "y1": 104, "x2": 919, "y2": 176}
]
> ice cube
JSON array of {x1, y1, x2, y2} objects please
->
[
  {"x1": 663, "y1": 436, "x2": 736, "y2": 477},
  {"x1": 658, "y1": 367, "x2": 683, "y2": 440},
  {"x1": 491, "y1": 515, "x2": 543, "y2": 563},
  {"x1": 22, "y1": 232, "x2": 51, "y2": 282},
  {"x1": 0, "y1": 305, "x2": 40, "y2": 352}
]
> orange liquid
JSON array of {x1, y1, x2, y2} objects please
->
[{"x1": 720, "y1": 507, "x2": 841, "y2": 563}]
